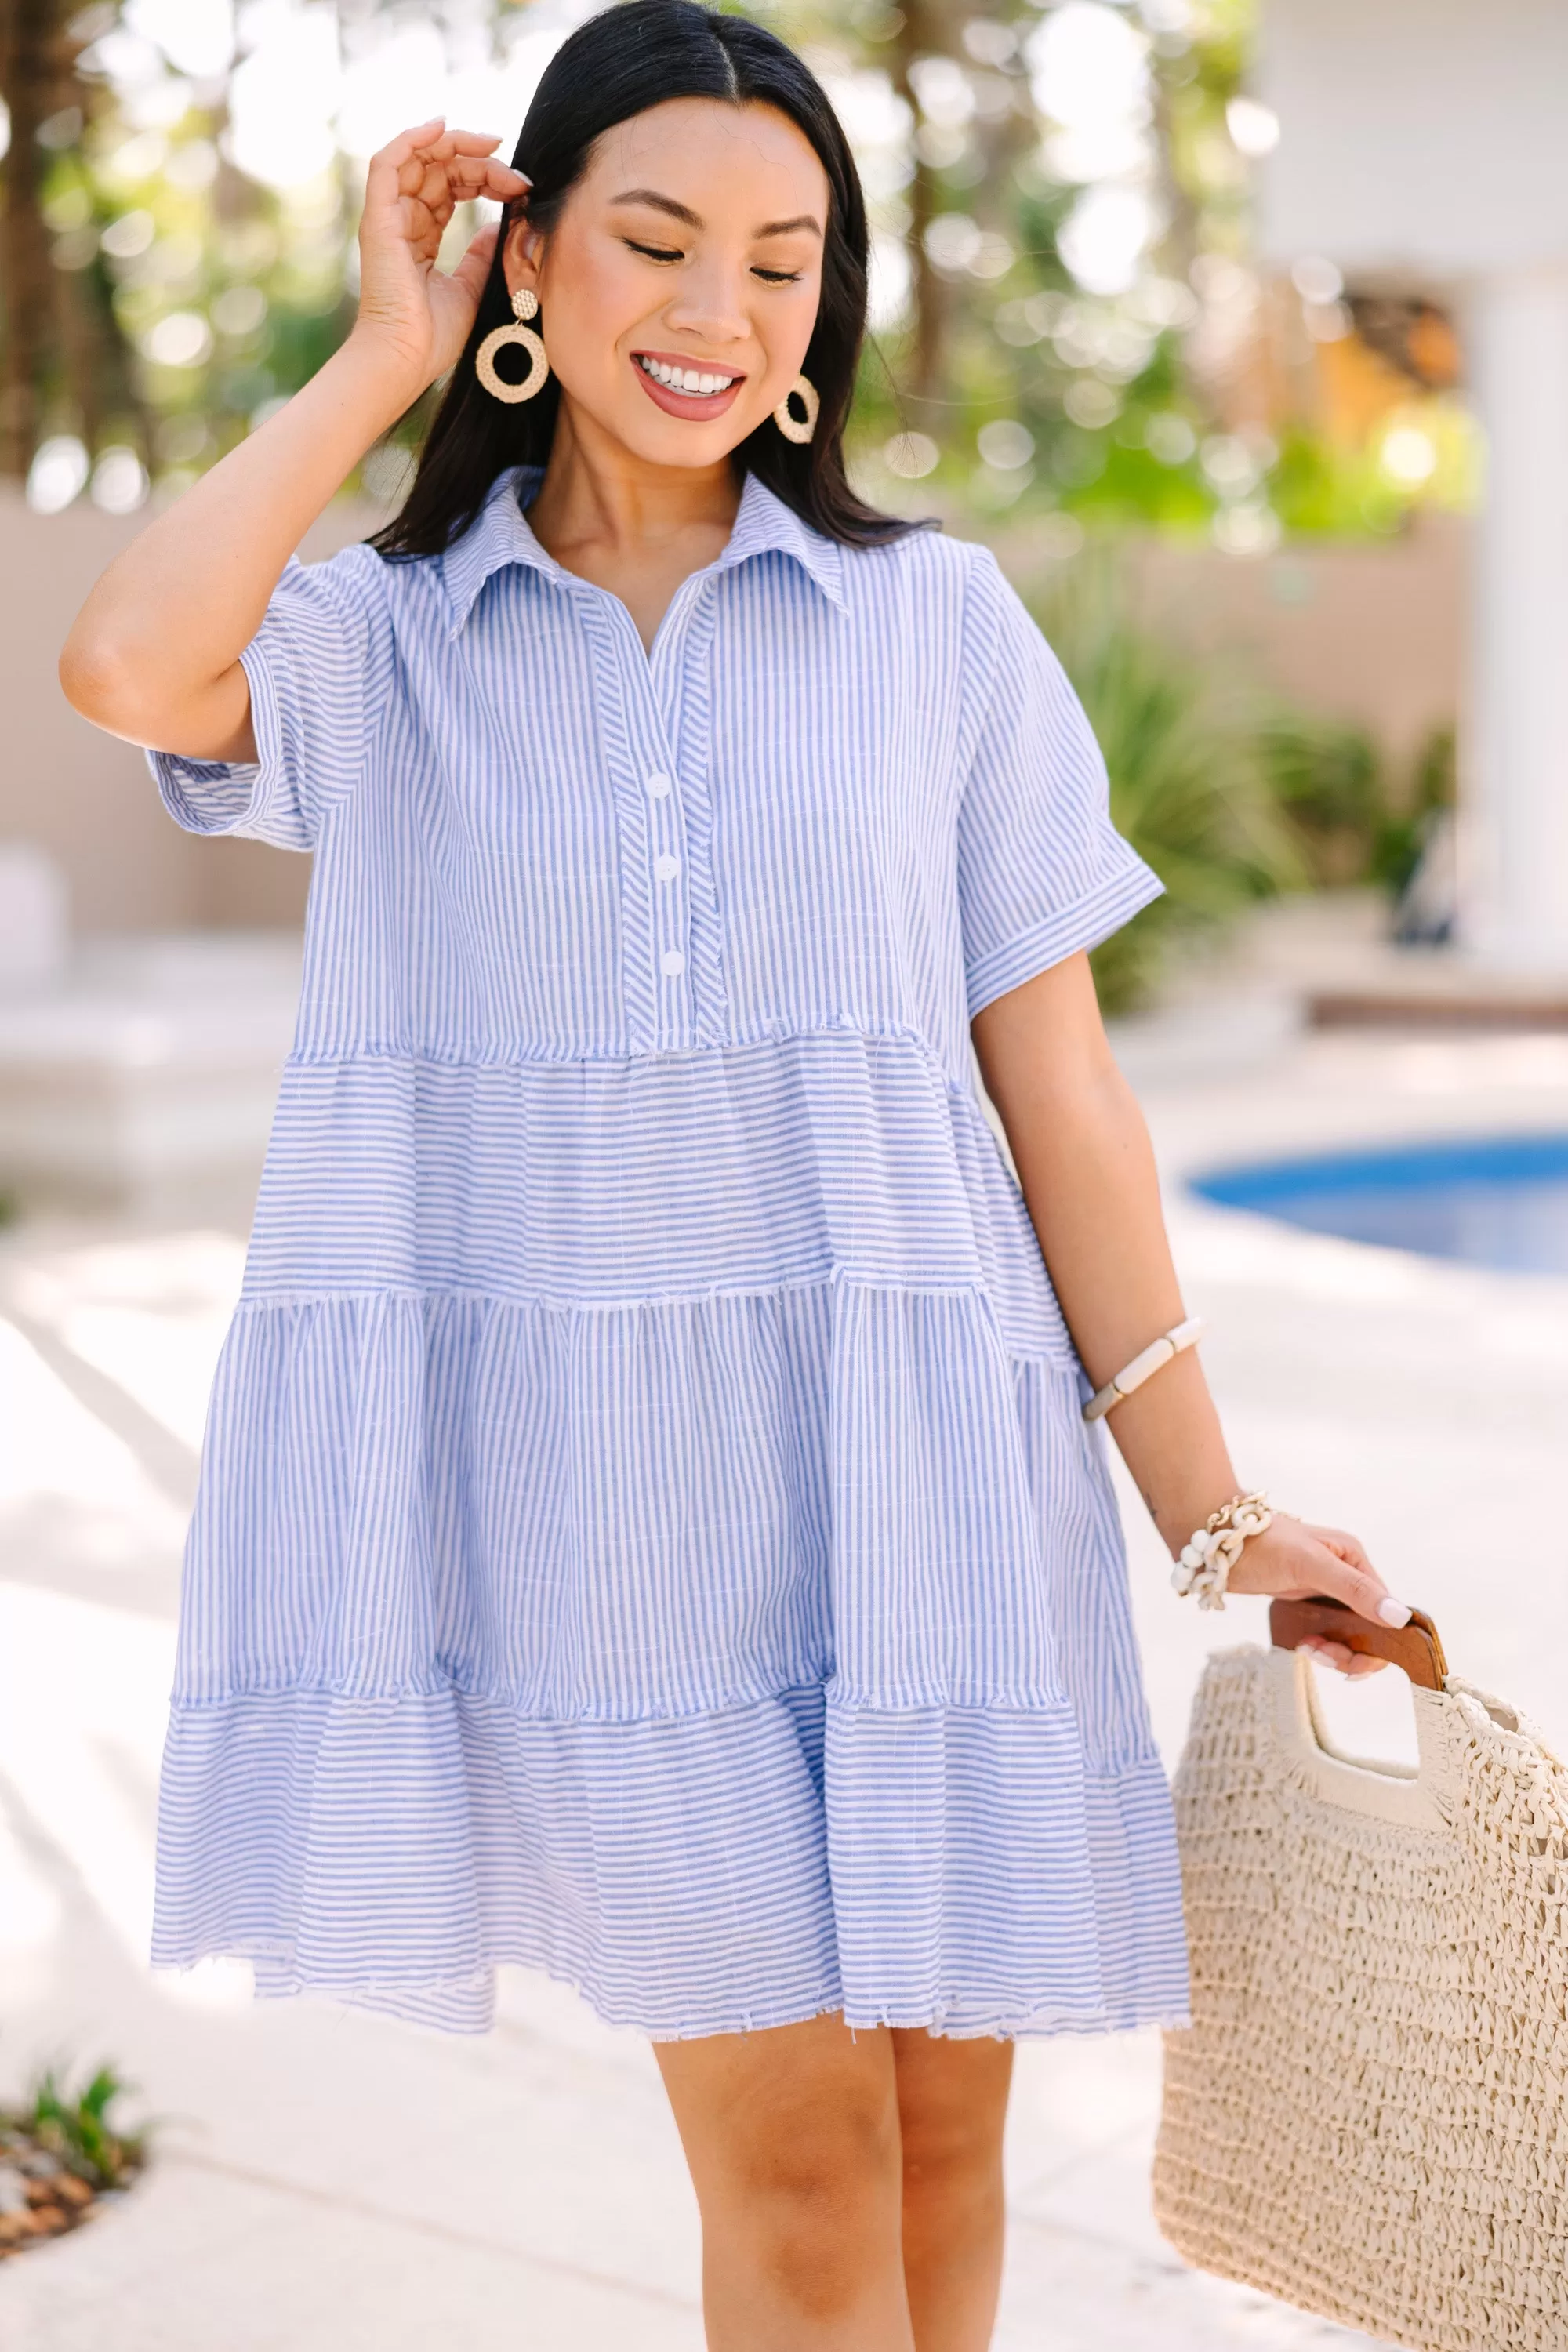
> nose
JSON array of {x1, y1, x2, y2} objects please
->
[{"x1": 662, "y1": 260, "x2": 751, "y2": 350}]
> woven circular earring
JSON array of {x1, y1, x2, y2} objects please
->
[
  {"x1": 773, "y1": 375, "x2": 819, "y2": 445},
  {"x1": 476, "y1": 288, "x2": 549, "y2": 404}
]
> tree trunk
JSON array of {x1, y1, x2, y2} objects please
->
[
  {"x1": 890, "y1": 0, "x2": 948, "y2": 413},
  {"x1": 53, "y1": 242, "x2": 107, "y2": 450},
  {"x1": 0, "y1": 0, "x2": 60, "y2": 477}
]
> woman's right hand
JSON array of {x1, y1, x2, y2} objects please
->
[{"x1": 350, "y1": 119, "x2": 532, "y2": 398}]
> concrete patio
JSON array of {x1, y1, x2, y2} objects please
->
[{"x1": 1, "y1": 970, "x2": 1565, "y2": 2351}]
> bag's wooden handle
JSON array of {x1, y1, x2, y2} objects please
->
[{"x1": 1269, "y1": 1595, "x2": 1448, "y2": 1691}]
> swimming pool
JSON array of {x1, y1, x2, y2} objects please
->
[{"x1": 1189, "y1": 1131, "x2": 1568, "y2": 1277}]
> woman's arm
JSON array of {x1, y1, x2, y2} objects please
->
[
  {"x1": 973, "y1": 951, "x2": 1410, "y2": 1671},
  {"x1": 60, "y1": 122, "x2": 527, "y2": 762}
]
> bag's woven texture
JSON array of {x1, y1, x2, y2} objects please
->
[{"x1": 1154, "y1": 1646, "x2": 1568, "y2": 2352}]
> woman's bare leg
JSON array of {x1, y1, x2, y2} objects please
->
[
  {"x1": 655, "y1": 2011, "x2": 913, "y2": 2351},
  {"x1": 892, "y1": 2029, "x2": 1014, "y2": 2352}
]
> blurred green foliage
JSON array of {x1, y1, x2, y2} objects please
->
[
  {"x1": 1031, "y1": 573, "x2": 1298, "y2": 1013},
  {"x1": 3, "y1": 0, "x2": 1475, "y2": 544},
  {"x1": 1261, "y1": 710, "x2": 1456, "y2": 898},
  {"x1": 27, "y1": 114, "x2": 354, "y2": 496},
  {"x1": 1030, "y1": 582, "x2": 1456, "y2": 1013},
  {"x1": 5, "y1": 2063, "x2": 147, "y2": 2190},
  {"x1": 1258, "y1": 709, "x2": 1384, "y2": 887}
]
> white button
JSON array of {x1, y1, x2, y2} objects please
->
[
  {"x1": 655, "y1": 852, "x2": 680, "y2": 883},
  {"x1": 646, "y1": 771, "x2": 673, "y2": 800},
  {"x1": 660, "y1": 949, "x2": 686, "y2": 978}
]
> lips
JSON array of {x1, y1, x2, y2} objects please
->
[{"x1": 632, "y1": 349, "x2": 747, "y2": 422}]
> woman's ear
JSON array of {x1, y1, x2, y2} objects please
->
[{"x1": 501, "y1": 216, "x2": 544, "y2": 303}]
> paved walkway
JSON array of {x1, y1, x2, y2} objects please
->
[{"x1": 2, "y1": 1004, "x2": 1565, "y2": 2351}]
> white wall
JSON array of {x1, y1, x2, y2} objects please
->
[{"x1": 1258, "y1": 0, "x2": 1568, "y2": 280}]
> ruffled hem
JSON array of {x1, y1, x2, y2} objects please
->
[
  {"x1": 152, "y1": 1682, "x2": 1188, "y2": 2038},
  {"x1": 158, "y1": 1231, "x2": 1189, "y2": 2038}
]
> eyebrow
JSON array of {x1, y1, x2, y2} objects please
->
[{"x1": 610, "y1": 187, "x2": 823, "y2": 239}]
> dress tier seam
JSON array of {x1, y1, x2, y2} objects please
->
[
  {"x1": 227, "y1": 1272, "x2": 1077, "y2": 1338},
  {"x1": 163, "y1": 1685, "x2": 1163, "y2": 1750},
  {"x1": 278, "y1": 1014, "x2": 971, "y2": 1077}
]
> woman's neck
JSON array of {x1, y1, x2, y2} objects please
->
[{"x1": 526, "y1": 400, "x2": 743, "y2": 650}]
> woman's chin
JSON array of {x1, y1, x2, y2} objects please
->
[{"x1": 568, "y1": 391, "x2": 763, "y2": 470}]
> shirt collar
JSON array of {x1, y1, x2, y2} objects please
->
[
  {"x1": 441, "y1": 465, "x2": 847, "y2": 636},
  {"x1": 441, "y1": 468, "x2": 560, "y2": 636},
  {"x1": 712, "y1": 471, "x2": 847, "y2": 612}
]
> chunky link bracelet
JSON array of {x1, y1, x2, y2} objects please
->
[{"x1": 1171, "y1": 1490, "x2": 1275, "y2": 1612}]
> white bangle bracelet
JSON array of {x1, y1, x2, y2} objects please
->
[{"x1": 1082, "y1": 1315, "x2": 1204, "y2": 1425}]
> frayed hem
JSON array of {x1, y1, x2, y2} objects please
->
[{"x1": 152, "y1": 1944, "x2": 1191, "y2": 2046}]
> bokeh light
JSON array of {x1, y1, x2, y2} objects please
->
[{"x1": 27, "y1": 437, "x2": 92, "y2": 514}]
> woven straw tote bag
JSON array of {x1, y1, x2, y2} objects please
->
[{"x1": 1154, "y1": 1596, "x2": 1568, "y2": 2352}]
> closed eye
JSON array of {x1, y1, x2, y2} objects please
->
[{"x1": 622, "y1": 238, "x2": 802, "y2": 286}]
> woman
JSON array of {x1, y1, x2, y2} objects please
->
[{"x1": 62, "y1": 6, "x2": 1406, "y2": 2344}]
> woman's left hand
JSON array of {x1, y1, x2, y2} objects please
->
[{"x1": 1224, "y1": 1515, "x2": 1412, "y2": 1676}]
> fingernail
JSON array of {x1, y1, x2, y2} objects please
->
[{"x1": 1377, "y1": 1597, "x2": 1413, "y2": 1628}]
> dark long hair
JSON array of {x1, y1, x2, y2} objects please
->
[{"x1": 372, "y1": 0, "x2": 918, "y2": 559}]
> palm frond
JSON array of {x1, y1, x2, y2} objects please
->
[{"x1": 1028, "y1": 565, "x2": 1302, "y2": 1013}]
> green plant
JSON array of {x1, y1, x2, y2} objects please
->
[
  {"x1": 6, "y1": 2065, "x2": 146, "y2": 2190},
  {"x1": 1258, "y1": 710, "x2": 1385, "y2": 886},
  {"x1": 1373, "y1": 722, "x2": 1456, "y2": 898},
  {"x1": 1260, "y1": 711, "x2": 1457, "y2": 899},
  {"x1": 1033, "y1": 579, "x2": 1301, "y2": 1014}
]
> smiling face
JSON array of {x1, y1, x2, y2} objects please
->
[{"x1": 503, "y1": 96, "x2": 829, "y2": 470}]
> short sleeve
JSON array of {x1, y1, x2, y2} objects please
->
[
  {"x1": 956, "y1": 551, "x2": 1162, "y2": 1018},
  {"x1": 147, "y1": 543, "x2": 389, "y2": 852}
]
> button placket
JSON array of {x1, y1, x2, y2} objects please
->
[
  {"x1": 650, "y1": 577, "x2": 730, "y2": 1051},
  {"x1": 583, "y1": 571, "x2": 726, "y2": 1058},
  {"x1": 640, "y1": 761, "x2": 693, "y2": 1042},
  {"x1": 578, "y1": 597, "x2": 670, "y2": 1055}
]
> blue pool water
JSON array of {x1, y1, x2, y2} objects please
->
[{"x1": 1190, "y1": 1131, "x2": 1568, "y2": 1277}]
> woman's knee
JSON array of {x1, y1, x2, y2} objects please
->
[
  {"x1": 723, "y1": 2084, "x2": 903, "y2": 2313},
  {"x1": 899, "y1": 2104, "x2": 1000, "y2": 2205},
  {"x1": 894, "y1": 2034, "x2": 1012, "y2": 2206},
  {"x1": 658, "y1": 2016, "x2": 907, "y2": 2318}
]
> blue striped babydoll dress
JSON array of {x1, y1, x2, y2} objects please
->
[{"x1": 147, "y1": 466, "x2": 1190, "y2": 2038}]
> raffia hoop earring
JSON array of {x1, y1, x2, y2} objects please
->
[
  {"x1": 773, "y1": 374, "x2": 819, "y2": 445},
  {"x1": 476, "y1": 288, "x2": 549, "y2": 404}
]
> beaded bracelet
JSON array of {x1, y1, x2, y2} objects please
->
[{"x1": 1171, "y1": 1490, "x2": 1275, "y2": 1612}]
